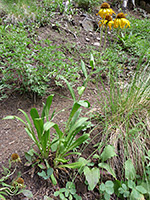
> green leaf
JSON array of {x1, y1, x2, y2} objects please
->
[
  {"x1": 90, "y1": 54, "x2": 95, "y2": 70},
  {"x1": 136, "y1": 185, "x2": 147, "y2": 194},
  {"x1": 41, "y1": 95, "x2": 54, "y2": 121},
  {"x1": 84, "y1": 166, "x2": 100, "y2": 190},
  {"x1": 128, "y1": 180, "x2": 136, "y2": 189},
  {"x1": 61, "y1": 77, "x2": 76, "y2": 101},
  {"x1": 24, "y1": 127, "x2": 37, "y2": 144},
  {"x1": 18, "y1": 109, "x2": 32, "y2": 128},
  {"x1": 130, "y1": 188, "x2": 142, "y2": 200},
  {"x1": 44, "y1": 195, "x2": 53, "y2": 200},
  {"x1": 44, "y1": 121, "x2": 56, "y2": 131},
  {"x1": 105, "y1": 181, "x2": 114, "y2": 194},
  {"x1": 63, "y1": 134, "x2": 89, "y2": 155},
  {"x1": 67, "y1": 117, "x2": 88, "y2": 138},
  {"x1": 0, "y1": 194, "x2": 6, "y2": 200},
  {"x1": 100, "y1": 145, "x2": 117, "y2": 162},
  {"x1": 38, "y1": 168, "x2": 53, "y2": 180},
  {"x1": 58, "y1": 161, "x2": 85, "y2": 169},
  {"x1": 22, "y1": 190, "x2": 33, "y2": 198},
  {"x1": 98, "y1": 163, "x2": 116, "y2": 179},
  {"x1": 77, "y1": 86, "x2": 85, "y2": 96},
  {"x1": 77, "y1": 100, "x2": 90, "y2": 108},
  {"x1": 3, "y1": 115, "x2": 15, "y2": 120},
  {"x1": 125, "y1": 159, "x2": 136, "y2": 180},
  {"x1": 104, "y1": 192, "x2": 110, "y2": 200},
  {"x1": 38, "y1": 163, "x2": 46, "y2": 169},
  {"x1": 55, "y1": 158, "x2": 70, "y2": 163},
  {"x1": 81, "y1": 60, "x2": 87, "y2": 78},
  {"x1": 30, "y1": 108, "x2": 43, "y2": 141}
]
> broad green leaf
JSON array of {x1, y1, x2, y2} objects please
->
[
  {"x1": 45, "y1": 94, "x2": 54, "y2": 121},
  {"x1": 3, "y1": 115, "x2": 15, "y2": 120},
  {"x1": 104, "y1": 193, "x2": 110, "y2": 200},
  {"x1": 44, "y1": 195, "x2": 53, "y2": 200},
  {"x1": 70, "y1": 109, "x2": 82, "y2": 128},
  {"x1": 66, "y1": 117, "x2": 88, "y2": 142},
  {"x1": 77, "y1": 86, "x2": 85, "y2": 96},
  {"x1": 44, "y1": 121, "x2": 56, "y2": 131},
  {"x1": 55, "y1": 158, "x2": 70, "y2": 163},
  {"x1": 77, "y1": 100, "x2": 90, "y2": 108},
  {"x1": 30, "y1": 108, "x2": 43, "y2": 141},
  {"x1": 3, "y1": 115, "x2": 28, "y2": 128},
  {"x1": 100, "y1": 145, "x2": 117, "y2": 162},
  {"x1": 136, "y1": 185, "x2": 147, "y2": 194},
  {"x1": 84, "y1": 166, "x2": 100, "y2": 190},
  {"x1": 58, "y1": 161, "x2": 87, "y2": 169},
  {"x1": 98, "y1": 163, "x2": 116, "y2": 179},
  {"x1": 42, "y1": 95, "x2": 54, "y2": 121},
  {"x1": 125, "y1": 159, "x2": 136, "y2": 180},
  {"x1": 50, "y1": 173, "x2": 57, "y2": 185},
  {"x1": 41, "y1": 130, "x2": 50, "y2": 157},
  {"x1": 18, "y1": 109, "x2": 32, "y2": 129},
  {"x1": 22, "y1": 190, "x2": 33, "y2": 198},
  {"x1": 25, "y1": 128, "x2": 37, "y2": 144},
  {"x1": 69, "y1": 103, "x2": 81, "y2": 122},
  {"x1": 63, "y1": 134, "x2": 89, "y2": 155},
  {"x1": 130, "y1": 188, "x2": 142, "y2": 200},
  {"x1": 38, "y1": 163, "x2": 46, "y2": 169},
  {"x1": 128, "y1": 180, "x2": 136, "y2": 189},
  {"x1": 0, "y1": 194, "x2": 6, "y2": 200},
  {"x1": 81, "y1": 60, "x2": 87, "y2": 78},
  {"x1": 53, "y1": 124, "x2": 63, "y2": 138},
  {"x1": 90, "y1": 54, "x2": 95, "y2": 70},
  {"x1": 105, "y1": 181, "x2": 114, "y2": 194},
  {"x1": 38, "y1": 168, "x2": 53, "y2": 180},
  {"x1": 61, "y1": 77, "x2": 76, "y2": 101}
]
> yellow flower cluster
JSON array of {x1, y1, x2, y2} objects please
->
[{"x1": 96, "y1": 2, "x2": 130, "y2": 30}]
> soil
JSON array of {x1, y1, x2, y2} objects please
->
[{"x1": 0, "y1": 2, "x2": 149, "y2": 200}]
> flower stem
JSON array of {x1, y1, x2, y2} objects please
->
[
  {"x1": 100, "y1": 25, "x2": 104, "y2": 51},
  {"x1": 103, "y1": 27, "x2": 107, "y2": 51}
]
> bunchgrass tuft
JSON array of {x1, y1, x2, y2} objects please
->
[{"x1": 97, "y1": 51, "x2": 150, "y2": 177}]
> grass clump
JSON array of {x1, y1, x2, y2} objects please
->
[{"x1": 97, "y1": 51, "x2": 150, "y2": 177}]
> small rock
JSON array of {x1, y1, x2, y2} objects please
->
[
  {"x1": 93, "y1": 42, "x2": 100, "y2": 46},
  {"x1": 85, "y1": 37, "x2": 90, "y2": 42},
  {"x1": 89, "y1": 32, "x2": 93, "y2": 36},
  {"x1": 82, "y1": 18, "x2": 94, "y2": 32}
]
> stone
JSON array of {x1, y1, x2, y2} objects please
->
[
  {"x1": 82, "y1": 18, "x2": 94, "y2": 32},
  {"x1": 93, "y1": 42, "x2": 100, "y2": 46},
  {"x1": 85, "y1": 37, "x2": 90, "y2": 42}
]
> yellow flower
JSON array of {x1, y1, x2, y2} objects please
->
[
  {"x1": 98, "y1": 15, "x2": 114, "y2": 30},
  {"x1": 96, "y1": 2, "x2": 116, "y2": 19},
  {"x1": 11, "y1": 153, "x2": 21, "y2": 163},
  {"x1": 114, "y1": 13, "x2": 130, "y2": 28}
]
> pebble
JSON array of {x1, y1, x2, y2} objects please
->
[
  {"x1": 93, "y1": 42, "x2": 100, "y2": 46},
  {"x1": 85, "y1": 37, "x2": 90, "y2": 42}
]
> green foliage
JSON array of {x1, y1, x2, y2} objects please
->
[
  {"x1": 125, "y1": 159, "x2": 136, "y2": 180},
  {"x1": 54, "y1": 182, "x2": 82, "y2": 200},
  {"x1": 84, "y1": 167, "x2": 100, "y2": 190},
  {"x1": 0, "y1": 159, "x2": 32, "y2": 199},
  {"x1": 3, "y1": 75, "x2": 91, "y2": 184},
  {"x1": 0, "y1": 24, "x2": 71, "y2": 97},
  {"x1": 83, "y1": 145, "x2": 117, "y2": 191},
  {"x1": 99, "y1": 181, "x2": 114, "y2": 200}
]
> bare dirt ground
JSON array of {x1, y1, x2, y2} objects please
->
[{"x1": 0, "y1": 4, "x2": 148, "y2": 199}]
